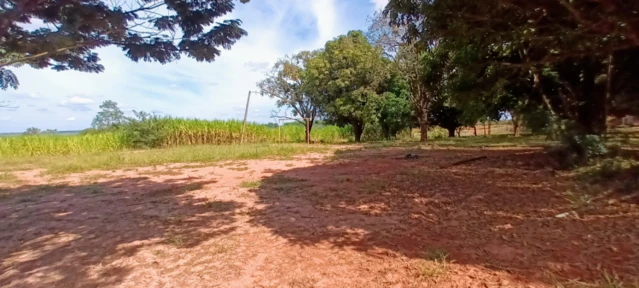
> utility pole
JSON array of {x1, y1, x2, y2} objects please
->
[{"x1": 240, "y1": 90, "x2": 252, "y2": 144}]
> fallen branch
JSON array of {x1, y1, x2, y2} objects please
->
[{"x1": 442, "y1": 156, "x2": 488, "y2": 168}]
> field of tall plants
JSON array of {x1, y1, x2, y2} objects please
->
[{"x1": 0, "y1": 118, "x2": 352, "y2": 157}]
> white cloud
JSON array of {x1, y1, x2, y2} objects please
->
[
  {"x1": 1, "y1": 0, "x2": 376, "y2": 133},
  {"x1": 61, "y1": 96, "x2": 94, "y2": 105},
  {"x1": 67, "y1": 117, "x2": 76, "y2": 121},
  {"x1": 58, "y1": 96, "x2": 95, "y2": 112}
]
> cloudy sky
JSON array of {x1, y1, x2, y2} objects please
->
[{"x1": 0, "y1": 0, "x2": 388, "y2": 133}]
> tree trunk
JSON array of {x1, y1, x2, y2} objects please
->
[
  {"x1": 418, "y1": 108, "x2": 428, "y2": 141},
  {"x1": 488, "y1": 121, "x2": 492, "y2": 136},
  {"x1": 419, "y1": 121, "x2": 428, "y2": 141},
  {"x1": 473, "y1": 126, "x2": 477, "y2": 136},
  {"x1": 511, "y1": 113, "x2": 521, "y2": 137},
  {"x1": 305, "y1": 120, "x2": 314, "y2": 143},
  {"x1": 447, "y1": 128, "x2": 456, "y2": 137},
  {"x1": 576, "y1": 57, "x2": 607, "y2": 135},
  {"x1": 353, "y1": 122, "x2": 364, "y2": 142}
]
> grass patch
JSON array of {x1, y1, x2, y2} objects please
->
[
  {"x1": 239, "y1": 180, "x2": 261, "y2": 189},
  {"x1": 228, "y1": 166, "x2": 249, "y2": 171},
  {"x1": 204, "y1": 200, "x2": 235, "y2": 212},
  {"x1": 549, "y1": 270, "x2": 634, "y2": 288},
  {"x1": 0, "y1": 143, "x2": 331, "y2": 176},
  {"x1": 429, "y1": 134, "x2": 551, "y2": 147},
  {"x1": 0, "y1": 172, "x2": 22, "y2": 186},
  {"x1": 165, "y1": 234, "x2": 186, "y2": 247},
  {"x1": 414, "y1": 248, "x2": 451, "y2": 280}
]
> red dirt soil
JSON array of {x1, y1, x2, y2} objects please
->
[{"x1": 0, "y1": 148, "x2": 637, "y2": 287}]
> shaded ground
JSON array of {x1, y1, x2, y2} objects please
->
[{"x1": 0, "y1": 148, "x2": 637, "y2": 287}]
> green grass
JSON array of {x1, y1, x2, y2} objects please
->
[
  {"x1": 239, "y1": 180, "x2": 261, "y2": 189},
  {"x1": 0, "y1": 143, "x2": 332, "y2": 175},
  {"x1": 0, "y1": 172, "x2": 22, "y2": 186}
]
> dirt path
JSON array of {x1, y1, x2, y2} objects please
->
[{"x1": 0, "y1": 148, "x2": 637, "y2": 287}]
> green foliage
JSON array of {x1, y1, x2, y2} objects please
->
[
  {"x1": 122, "y1": 111, "x2": 167, "y2": 149},
  {"x1": 0, "y1": 118, "x2": 350, "y2": 157},
  {"x1": 91, "y1": 100, "x2": 126, "y2": 130},
  {"x1": 304, "y1": 30, "x2": 389, "y2": 142},
  {"x1": 548, "y1": 122, "x2": 610, "y2": 168},
  {"x1": 428, "y1": 105, "x2": 463, "y2": 137},
  {"x1": 258, "y1": 51, "x2": 322, "y2": 140},
  {"x1": 378, "y1": 92, "x2": 413, "y2": 139},
  {"x1": 385, "y1": 0, "x2": 639, "y2": 137},
  {"x1": 0, "y1": 0, "x2": 250, "y2": 89},
  {"x1": 522, "y1": 108, "x2": 553, "y2": 135}
]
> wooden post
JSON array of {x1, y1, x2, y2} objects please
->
[{"x1": 240, "y1": 91, "x2": 251, "y2": 144}]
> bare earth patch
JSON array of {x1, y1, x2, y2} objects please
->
[{"x1": 0, "y1": 148, "x2": 637, "y2": 287}]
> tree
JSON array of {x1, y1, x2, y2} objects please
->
[
  {"x1": 378, "y1": 92, "x2": 413, "y2": 139},
  {"x1": 258, "y1": 51, "x2": 321, "y2": 142},
  {"x1": 385, "y1": 0, "x2": 639, "y2": 135},
  {"x1": 367, "y1": 12, "x2": 433, "y2": 141},
  {"x1": 43, "y1": 129, "x2": 58, "y2": 134},
  {"x1": 303, "y1": 31, "x2": 389, "y2": 142},
  {"x1": 428, "y1": 105, "x2": 463, "y2": 138},
  {"x1": 92, "y1": 100, "x2": 125, "y2": 129},
  {"x1": 376, "y1": 74, "x2": 413, "y2": 139},
  {"x1": 0, "y1": 0, "x2": 251, "y2": 89},
  {"x1": 23, "y1": 127, "x2": 41, "y2": 135}
]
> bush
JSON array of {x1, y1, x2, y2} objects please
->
[
  {"x1": 547, "y1": 120, "x2": 608, "y2": 168},
  {"x1": 122, "y1": 111, "x2": 168, "y2": 149}
]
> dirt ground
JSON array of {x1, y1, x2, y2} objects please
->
[{"x1": 1, "y1": 148, "x2": 638, "y2": 287}]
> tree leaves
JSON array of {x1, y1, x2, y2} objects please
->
[{"x1": 0, "y1": 0, "x2": 251, "y2": 89}]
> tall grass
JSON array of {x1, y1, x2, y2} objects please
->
[
  {"x1": 0, "y1": 132, "x2": 127, "y2": 157},
  {"x1": 0, "y1": 118, "x2": 350, "y2": 157}
]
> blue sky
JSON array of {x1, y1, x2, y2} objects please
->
[{"x1": 0, "y1": 0, "x2": 388, "y2": 133}]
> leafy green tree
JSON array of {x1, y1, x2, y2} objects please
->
[
  {"x1": 378, "y1": 92, "x2": 412, "y2": 139},
  {"x1": 122, "y1": 110, "x2": 166, "y2": 148},
  {"x1": 303, "y1": 31, "x2": 389, "y2": 142},
  {"x1": 92, "y1": 100, "x2": 125, "y2": 129},
  {"x1": 367, "y1": 12, "x2": 433, "y2": 141},
  {"x1": 23, "y1": 127, "x2": 41, "y2": 135},
  {"x1": 376, "y1": 74, "x2": 413, "y2": 139},
  {"x1": 43, "y1": 129, "x2": 58, "y2": 134},
  {"x1": 385, "y1": 0, "x2": 639, "y2": 135},
  {"x1": 258, "y1": 51, "x2": 321, "y2": 142},
  {"x1": 0, "y1": 0, "x2": 250, "y2": 89},
  {"x1": 428, "y1": 104, "x2": 464, "y2": 138}
]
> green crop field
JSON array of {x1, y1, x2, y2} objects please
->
[{"x1": 0, "y1": 118, "x2": 351, "y2": 157}]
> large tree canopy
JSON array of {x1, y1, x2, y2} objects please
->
[
  {"x1": 384, "y1": 0, "x2": 639, "y2": 135},
  {"x1": 0, "y1": 0, "x2": 250, "y2": 89},
  {"x1": 303, "y1": 30, "x2": 389, "y2": 142}
]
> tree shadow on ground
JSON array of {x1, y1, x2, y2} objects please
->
[
  {"x1": 0, "y1": 176, "x2": 241, "y2": 287},
  {"x1": 249, "y1": 148, "x2": 638, "y2": 285}
]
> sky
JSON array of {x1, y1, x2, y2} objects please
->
[{"x1": 0, "y1": 0, "x2": 389, "y2": 133}]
